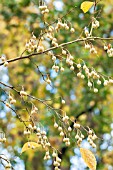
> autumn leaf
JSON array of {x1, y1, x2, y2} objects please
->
[
  {"x1": 21, "y1": 142, "x2": 40, "y2": 154},
  {"x1": 80, "y1": 148, "x2": 97, "y2": 170},
  {"x1": 81, "y1": 1, "x2": 94, "y2": 13}
]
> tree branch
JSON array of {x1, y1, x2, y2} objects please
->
[{"x1": 0, "y1": 36, "x2": 113, "y2": 66}]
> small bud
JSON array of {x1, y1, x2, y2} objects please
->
[
  {"x1": 70, "y1": 28, "x2": 75, "y2": 33},
  {"x1": 10, "y1": 99, "x2": 16, "y2": 104},
  {"x1": 88, "y1": 130, "x2": 93, "y2": 135},
  {"x1": 70, "y1": 66, "x2": 74, "y2": 70},
  {"x1": 60, "y1": 131, "x2": 64, "y2": 136},
  {"x1": 77, "y1": 64, "x2": 81, "y2": 68},
  {"x1": 20, "y1": 90, "x2": 27, "y2": 96},
  {"x1": 65, "y1": 26, "x2": 69, "y2": 30},
  {"x1": 41, "y1": 130, "x2": 46, "y2": 135},
  {"x1": 45, "y1": 9, "x2": 49, "y2": 13},
  {"x1": 62, "y1": 116, "x2": 69, "y2": 122},
  {"x1": 54, "y1": 122, "x2": 58, "y2": 128},
  {"x1": 75, "y1": 134, "x2": 79, "y2": 139},
  {"x1": 85, "y1": 29, "x2": 89, "y2": 36},
  {"x1": 60, "y1": 67, "x2": 64, "y2": 72},
  {"x1": 37, "y1": 127, "x2": 41, "y2": 132},
  {"x1": 65, "y1": 141, "x2": 70, "y2": 146},
  {"x1": 24, "y1": 131, "x2": 28, "y2": 135},
  {"x1": 92, "y1": 143, "x2": 96, "y2": 148},
  {"x1": 52, "y1": 151, "x2": 57, "y2": 157},
  {"x1": 33, "y1": 126, "x2": 37, "y2": 130},
  {"x1": 74, "y1": 123, "x2": 80, "y2": 128},
  {"x1": 28, "y1": 124, "x2": 33, "y2": 129},
  {"x1": 104, "y1": 80, "x2": 108, "y2": 86},
  {"x1": 92, "y1": 134, "x2": 97, "y2": 140},
  {"x1": 94, "y1": 88, "x2": 98, "y2": 93},
  {"x1": 83, "y1": 65, "x2": 87, "y2": 70},
  {"x1": 97, "y1": 79, "x2": 101, "y2": 85},
  {"x1": 58, "y1": 126, "x2": 62, "y2": 131},
  {"x1": 88, "y1": 81, "x2": 92, "y2": 87},
  {"x1": 77, "y1": 72, "x2": 82, "y2": 77},
  {"x1": 52, "y1": 56, "x2": 56, "y2": 61},
  {"x1": 85, "y1": 44, "x2": 90, "y2": 49},
  {"x1": 61, "y1": 99, "x2": 65, "y2": 104},
  {"x1": 109, "y1": 79, "x2": 113, "y2": 83},
  {"x1": 62, "y1": 50, "x2": 67, "y2": 55},
  {"x1": 68, "y1": 126, "x2": 72, "y2": 132},
  {"x1": 104, "y1": 45, "x2": 108, "y2": 50},
  {"x1": 81, "y1": 74, "x2": 85, "y2": 79}
]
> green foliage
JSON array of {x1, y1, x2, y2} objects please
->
[{"x1": 0, "y1": 0, "x2": 113, "y2": 170}]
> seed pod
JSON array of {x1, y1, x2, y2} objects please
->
[{"x1": 54, "y1": 122, "x2": 58, "y2": 128}]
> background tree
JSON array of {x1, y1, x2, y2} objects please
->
[{"x1": 0, "y1": 0, "x2": 113, "y2": 170}]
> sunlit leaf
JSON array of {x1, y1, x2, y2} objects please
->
[
  {"x1": 81, "y1": 1, "x2": 94, "y2": 13},
  {"x1": 21, "y1": 142, "x2": 40, "y2": 153},
  {"x1": 80, "y1": 148, "x2": 97, "y2": 170}
]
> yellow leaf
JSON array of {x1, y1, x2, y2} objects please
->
[
  {"x1": 80, "y1": 148, "x2": 97, "y2": 170},
  {"x1": 21, "y1": 142, "x2": 40, "y2": 154},
  {"x1": 81, "y1": 1, "x2": 94, "y2": 13}
]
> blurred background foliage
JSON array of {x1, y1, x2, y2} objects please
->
[{"x1": 0, "y1": 0, "x2": 113, "y2": 169}]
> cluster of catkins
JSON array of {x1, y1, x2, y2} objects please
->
[
  {"x1": 55, "y1": 19, "x2": 75, "y2": 33},
  {"x1": 85, "y1": 18, "x2": 100, "y2": 37},
  {"x1": 0, "y1": 54, "x2": 9, "y2": 67},
  {"x1": 76, "y1": 63, "x2": 113, "y2": 92},
  {"x1": 25, "y1": 5, "x2": 75, "y2": 53},
  {"x1": 74, "y1": 123, "x2": 97, "y2": 148},
  {"x1": 84, "y1": 18, "x2": 100, "y2": 54},
  {"x1": 87, "y1": 129, "x2": 97, "y2": 148},
  {"x1": 85, "y1": 43, "x2": 97, "y2": 54},
  {"x1": 39, "y1": 3, "x2": 49, "y2": 15},
  {"x1": 54, "y1": 114, "x2": 72, "y2": 147},
  {"x1": 74, "y1": 123, "x2": 84, "y2": 147},
  {"x1": 20, "y1": 89, "x2": 28, "y2": 97},
  {"x1": 24, "y1": 124, "x2": 51, "y2": 150},
  {"x1": 25, "y1": 33, "x2": 46, "y2": 53},
  {"x1": 49, "y1": 50, "x2": 64, "y2": 73},
  {"x1": 36, "y1": 127, "x2": 51, "y2": 149},
  {"x1": 24, "y1": 122, "x2": 62, "y2": 170},
  {"x1": 92, "y1": 18, "x2": 100, "y2": 29},
  {"x1": 52, "y1": 152, "x2": 62, "y2": 170},
  {"x1": 45, "y1": 21, "x2": 75, "y2": 48},
  {"x1": 44, "y1": 149, "x2": 62, "y2": 170},
  {"x1": 5, "y1": 94, "x2": 16, "y2": 108},
  {"x1": 104, "y1": 44, "x2": 113, "y2": 57},
  {"x1": 74, "y1": 126, "x2": 97, "y2": 148},
  {"x1": 51, "y1": 49, "x2": 74, "y2": 73},
  {"x1": 25, "y1": 34, "x2": 38, "y2": 53},
  {"x1": 44, "y1": 27, "x2": 59, "y2": 48}
]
